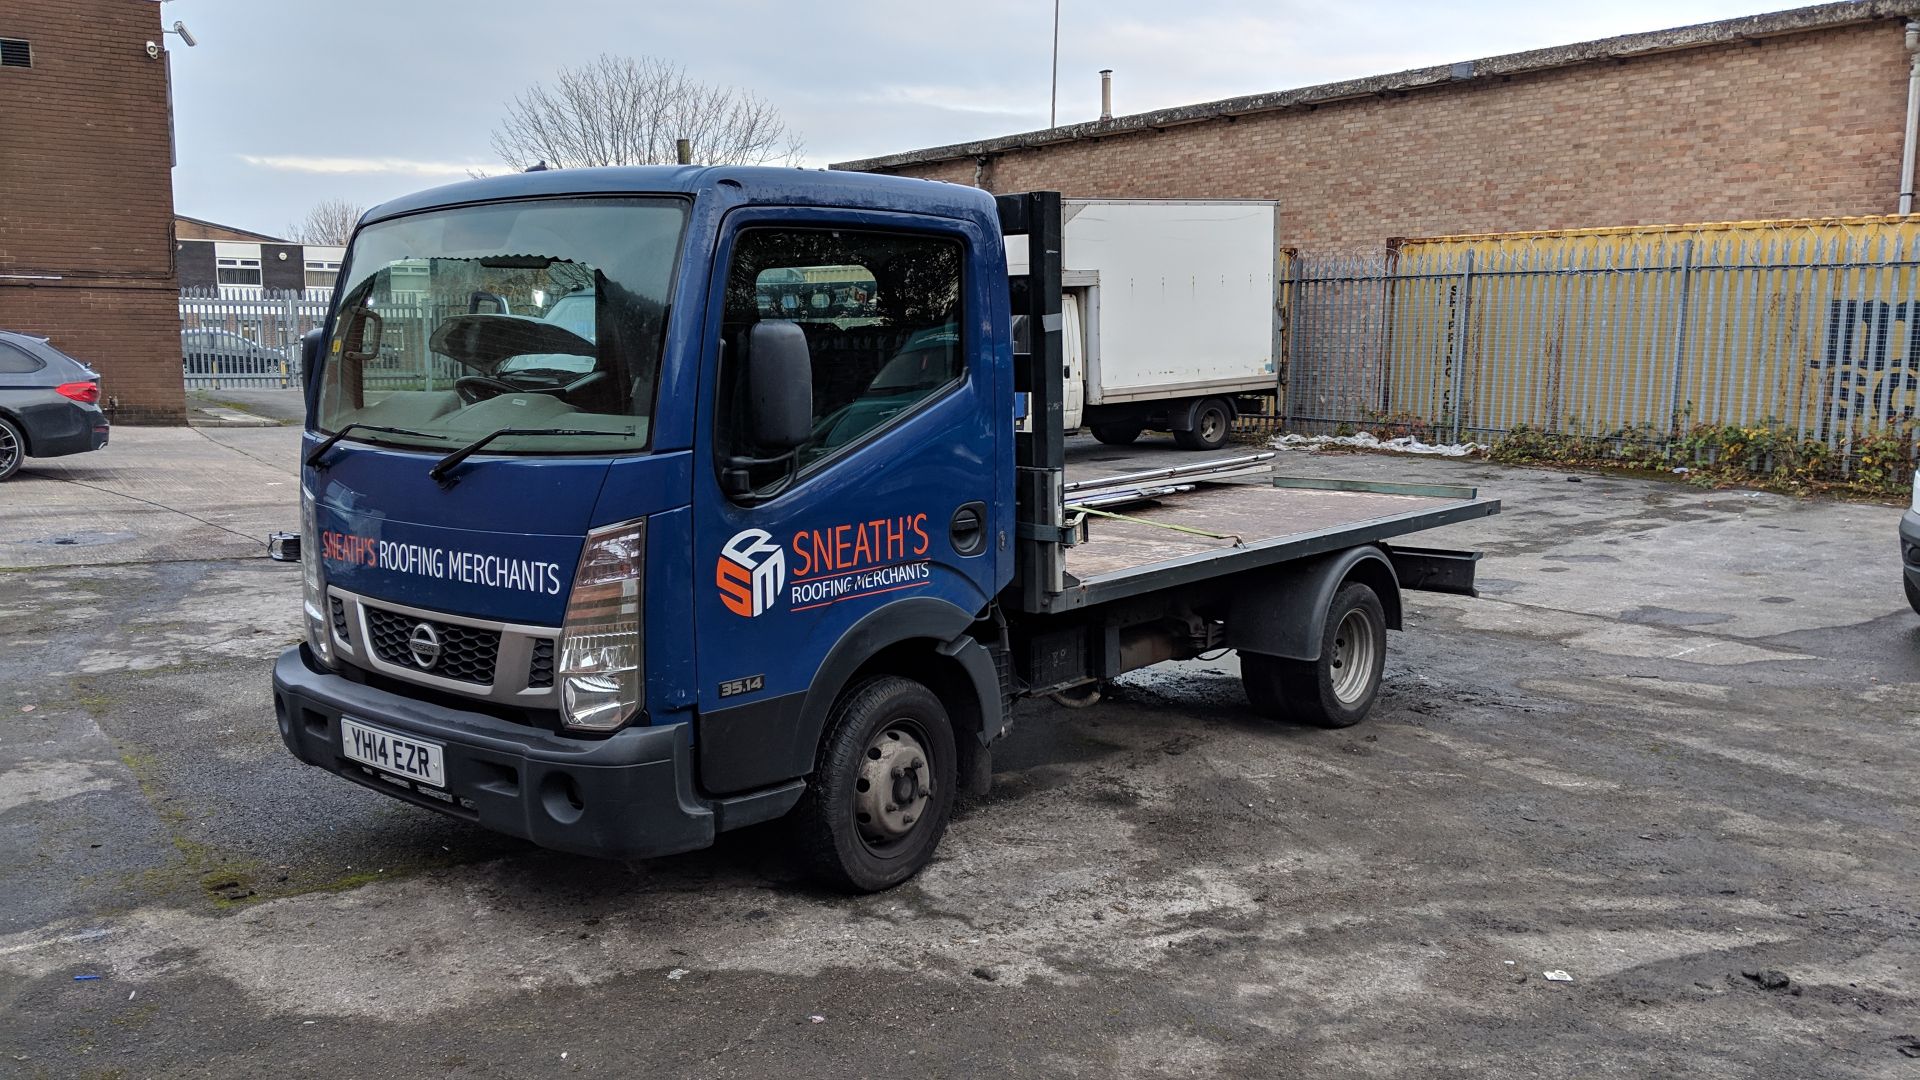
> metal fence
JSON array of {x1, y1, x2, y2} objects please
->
[
  {"x1": 179, "y1": 288, "x2": 327, "y2": 389},
  {"x1": 179, "y1": 289, "x2": 476, "y2": 392},
  {"x1": 1281, "y1": 216, "x2": 1920, "y2": 457}
]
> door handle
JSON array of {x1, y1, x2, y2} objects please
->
[{"x1": 950, "y1": 501, "x2": 988, "y2": 556}]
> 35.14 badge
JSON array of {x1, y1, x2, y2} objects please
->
[{"x1": 718, "y1": 674, "x2": 765, "y2": 699}]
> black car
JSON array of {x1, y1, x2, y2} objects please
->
[
  {"x1": 0, "y1": 330, "x2": 109, "y2": 481},
  {"x1": 181, "y1": 328, "x2": 286, "y2": 378},
  {"x1": 1904, "y1": 469, "x2": 1920, "y2": 614}
]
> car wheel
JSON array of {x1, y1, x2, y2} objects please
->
[
  {"x1": 791, "y1": 676, "x2": 958, "y2": 892},
  {"x1": 1091, "y1": 423, "x2": 1143, "y2": 445},
  {"x1": 1174, "y1": 398, "x2": 1231, "y2": 451},
  {"x1": 1240, "y1": 582, "x2": 1386, "y2": 728},
  {"x1": 0, "y1": 415, "x2": 24, "y2": 481},
  {"x1": 1905, "y1": 574, "x2": 1920, "y2": 616}
]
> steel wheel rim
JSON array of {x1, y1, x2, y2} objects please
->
[
  {"x1": 1328, "y1": 608, "x2": 1377, "y2": 705},
  {"x1": 1200, "y1": 409, "x2": 1224, "y2": 442},
  {"x1": 854, "y1": 720, "x2": 934, "y2": 854},
  {"x1": 0, "y1": 424, "x2": 17, "y2": 473}
]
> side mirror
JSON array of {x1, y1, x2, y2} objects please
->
[
  {"x1": 342, "y1": 308, "x2": 383, "y2": 362},
  {"x1": 468, "y1": 290, "x2": 509, "y2": 315},
  {"x1": 300, "y1": 327, "x2": 323, "y2": 393},
  {"x1": 745, "y1": 321, "x2": 812, "y2": 452}
]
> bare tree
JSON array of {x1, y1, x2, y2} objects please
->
[
  {"x1": 490, "y1": 55, "x2": 804, "y2": 170},
  {"x1": 287, "y1": 198, "x2": 367, "y2": 245}
]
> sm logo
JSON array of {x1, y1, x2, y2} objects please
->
[{"x1": 717, "y1": 529, "x2": 786, "y2": 618}]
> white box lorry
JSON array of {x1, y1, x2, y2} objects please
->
[{"x1": 1009, "y1": 198, "x2": 1278, "y2": 450}]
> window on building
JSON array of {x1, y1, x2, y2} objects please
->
[
  {"x1": 216, "y1": 257, "x2": 262, "y2": 286},
  {"x1": 0, "y1": 39, "x2": 30, "y2": 68},
  {"x1": 304, "y1": 260, "x2": 341, "y2": 291}
]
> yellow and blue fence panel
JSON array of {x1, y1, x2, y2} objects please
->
[{"x1": 1280, "y1": 215, "x2": 1920, "y2": 454}]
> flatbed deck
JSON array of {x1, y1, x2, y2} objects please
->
[{"x1": 1048, "y1": 473, "x2": 1499, "y2": 611}]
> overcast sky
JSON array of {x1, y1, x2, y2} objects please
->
[{"x1": 167, "y1": 0, "x2": 1771, "y2": 238}]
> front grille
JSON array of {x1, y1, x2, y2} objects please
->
[
  {"x1": 329, "y1": 597, "x2": 348, "y2": 639},
  {"x1": 364, "y1": 607, "x2": 500, "y2": 686},
  {"x1": 528, "y1": 638, "x2": 555, "y2": 688}
]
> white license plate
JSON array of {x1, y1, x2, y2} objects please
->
[{"x1": 340, "y1": 717, "x2": 446, "y2": 788}]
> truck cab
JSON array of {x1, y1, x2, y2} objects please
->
[
  {"x1": 277, "y1": 168, "x2": 1017, "y2": 889},
  {"x1": 273, "y1": 167, "x2": 1495, "y2": 891}
]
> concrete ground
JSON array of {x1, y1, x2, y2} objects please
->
[{"x1": 1, "y1": 422, "x2": 1916, "y2": 1078}]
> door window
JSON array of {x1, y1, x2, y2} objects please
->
[
  {"x1": 716, "y1": 228, "x2": 964, "y2": 486},
  {"x1": 0, "y1": 342, "x2": 44, "y2": 374}
]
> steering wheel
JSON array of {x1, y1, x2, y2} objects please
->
[{"x1": 454, "y1": 375, "x2": 522, "y2": 404}]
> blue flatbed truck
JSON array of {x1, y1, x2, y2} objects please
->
[{"x1": 270, "y1": 167, "x2": 1499, "y2": 891}]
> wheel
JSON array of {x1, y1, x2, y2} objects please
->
[
  {"x1": 0, "y1": 416, "x2": 23, "y2": 481},
  {"x1": 1091, "y1": 423, "x2": 1142, "y2": 445},
  {"x1": 454, "y1": 375, "x2": 521, "y2": 403},
  {"x1": 1174, "y1": 398, "x2": 1231, "y2": 451},
  {"x1": 1906, "y1": 574, "x2": 1920, "y2": 616},
  {"x1": 1240, "y1": 582, "x2": 1386, "y2": 727},
  {"x1": 791, "y1": 676, "x2": 958, "y2": 892}
]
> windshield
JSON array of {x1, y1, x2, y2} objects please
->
[{"x1": 317, "y1": 197, "x2": 686, "y2": 454}]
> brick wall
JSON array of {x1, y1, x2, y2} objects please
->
[
  {"x1": 0, "y1": 0, "x2": 184, "y2": 424},
  {"x1": 872, "y1": 21, "x2": 1912, "y2": 254}
]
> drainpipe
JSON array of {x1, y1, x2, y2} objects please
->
[
  {"x1": 1099, "y1": 69, "x2": 1113, "y2": 121},
  {"x1": 1900, "y1": 21, "x2": 1920, "y2": 214}
]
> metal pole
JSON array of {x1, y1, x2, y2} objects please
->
[
  {"x1": 1448, "y1": 250, "x2": 1474, "y2": 443},
  {"x1": 283, "y1": 289, "x2": 299, "y2": 389},
  {"x1": 675, "y1": 138, "x2": 692, "y2": 165},
  {"x1": 1050, "y1": 0, "x2": 1060, "y2": 128},
  {"x1": 1900, "y1": 22, "x2": 1920, "y2": 214},
  {"x1": 1281, "y1": 249, "x2": 1302, "y2": 432},
  {"x1": 1665, "y1": 238, "x2": 1697, "y2": 440}
]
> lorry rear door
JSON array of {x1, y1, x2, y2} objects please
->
[
  {"x1": 688, "y1": 209, "x2": 1002, "y2": 793},
  {"x1": 1061, "y1": 291, "x2": 1085, "y2": 431}
]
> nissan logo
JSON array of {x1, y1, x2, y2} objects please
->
[{"x1": 407, "y1": 622, "x2": 444, "y2": 669}]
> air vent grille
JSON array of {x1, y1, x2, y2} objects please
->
[{"x1": 0, "y1": 40, "x2": 31, "y2": 68}]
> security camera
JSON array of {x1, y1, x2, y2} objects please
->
[
  {"x1": 171, "y1": 21, "x2": 197, "y2": 47},
  {"x1": 144, "y1": 40, "x2": 160, "y2": 59}
]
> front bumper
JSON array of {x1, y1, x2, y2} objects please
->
[
  {"x1": 273, "y1": 644, "x2": 715, "y2": 860},
  {"x1": 1902, "y1": 511, "x2": 1920, "y2": 586}
]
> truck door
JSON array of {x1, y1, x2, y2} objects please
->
[
  {"x1": 1061, "y1": 291, "x2": 1085, "y2": 431},
  {"x1": 689, "y1": 211, "x2": 1002, "y2": 794}
]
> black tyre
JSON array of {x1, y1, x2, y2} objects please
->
[
  {"x1": 792, "y1": 676, "x2": 958, "y2": 892},
  {"x1": 1906, "y1": 574, "x2": 1920, "y2": 616},
  {"x1": 1240, "y1": 582, "x2": 1386, "y2": 728},
  {"x1": 1091, "y1": 423, "x2": 1143, "y2": 446},
  {"x1": 1174, "y1": 398, "x2": 1231, "y2": 451},
  {"x1": 0, "y1": 416, "x2": 23, "y2": 482}
]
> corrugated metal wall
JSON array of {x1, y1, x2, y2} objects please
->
[{"x1": 1282, "y1": 216, "x2": 1920, "y2": 454}]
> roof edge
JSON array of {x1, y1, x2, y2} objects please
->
[
  {"x1": 831, "y1": 1, "x2": 1920, "y2": 173},
  {"x1": 172, "y1": 213, "x2": 291, "y2": 244}
]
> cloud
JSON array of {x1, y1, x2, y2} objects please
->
[
  {"x1": 238, "y1": 155, "x2": 487, "y2": 178},
  {"x1": 858, "y1": 84, "x2": 1044, "y2": 121}
]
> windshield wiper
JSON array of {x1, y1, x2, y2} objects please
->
[
  {"x1": 428, "y1": 427, "x2": 633, "y2": 486},
  {"x1": 306, "y1": 423, "x2": 437, "y2": 468}
]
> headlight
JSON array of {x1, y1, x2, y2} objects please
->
[
  {"x1": 557, "y1": 519, "x2": 645, "y2": 731},
  {"x1": 301, "y1": 486, "x2": 331, "y2": 664}
]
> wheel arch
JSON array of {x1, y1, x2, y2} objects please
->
[
  {"x1": 1223, "y1": 545, "x2": 1402, "y2": 661},
  {"x1": 695, "y1": 596, "x2": 1000, "y2": 795},
  {"x1": 0, "y1": 407, "x2": 32, "y2": 456}
]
